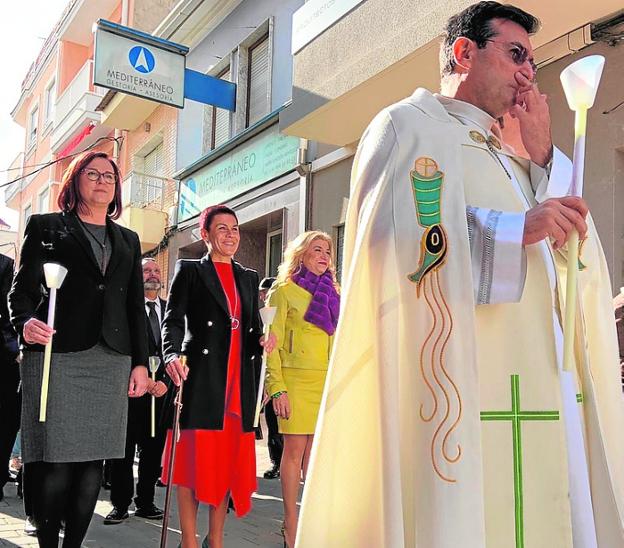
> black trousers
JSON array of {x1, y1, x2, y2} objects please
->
[
  {"x1": 0, "y1": 362, "x2": 20, "y2": 487},
  {"x1": 265, "y1": 401, "x2": 283, "y2": 466},
  {"x1": 110, "y1": 402, "x2": 166, "y2": 510}
]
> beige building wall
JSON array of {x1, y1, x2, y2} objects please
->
[
  {"x1": 119, "y1": 104, "x2": 179, "y2": 289},
  {"x1": 538, "y1": 41, "x2": 624, "y2": 292}
]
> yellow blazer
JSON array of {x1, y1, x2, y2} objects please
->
[{"x1": 266, "y1": 280, "x2": 333, "y2": 396}]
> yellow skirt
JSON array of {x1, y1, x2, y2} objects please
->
[{"x1": 279, "y1": 368, "x2": 328, "y2": 435}]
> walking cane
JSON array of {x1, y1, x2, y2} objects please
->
[
  {"x1": 39, "y1": 263, "x2": 68, "y2": 422},
  {"x1": 254, "y1": 307, "x2": 277, "y2": 427},
  {"x1": 559, "y1": 55, "x2": 605, "y2": 371},
  {"x1": 160, "y1": 355, "x2": 186, "y2": 548}
]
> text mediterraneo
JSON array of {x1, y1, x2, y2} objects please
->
[{"x1": 106, "y1": 69, "x2": 175, "y2": 102}]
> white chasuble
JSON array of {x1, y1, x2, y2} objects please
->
[{"x1": 296, "y1": 88, "x2": 624, "y2": 548}]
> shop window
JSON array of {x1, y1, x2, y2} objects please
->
[
  {"x1": 211, "y1": 67, "x2": 232, "y2": 150},
  {"x1": 335, "y1": 224, "x2": 345, "y2": 283},
  {"x1": 266, "y1": 229, "x2": 282, "y2": 277},
  {"x1": 246, "y1": 36, "x2": 270, "y2": 127},
  {"x1": 38, "y1": 187, "x2": 50, "y2": 214}
]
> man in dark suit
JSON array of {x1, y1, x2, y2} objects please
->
[
  {"x1": 0, "y1": 252, "x2": 19, "y2": 501},
  {"x1": 104, "y1": 258, "x2": 168, "y2": 524}
]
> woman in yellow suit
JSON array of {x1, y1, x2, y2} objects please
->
[{"x1": 266, "y1": 231, "x2": 340, "y2": 548}]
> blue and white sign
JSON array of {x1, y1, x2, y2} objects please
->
[
  {"x1": 94, "y1": 26, "x2": 185, "y2": 108},
  {"x1": 128, "y1": 46, "x2": 155, "y2": 74}
]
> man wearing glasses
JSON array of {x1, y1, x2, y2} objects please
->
[{"x1": 298, "y1": 2, "x2": 624, "y2": 547}]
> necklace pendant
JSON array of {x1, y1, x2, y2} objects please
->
[{"x1": 231, "y1": 317, "x2": 240, "y2": 330}]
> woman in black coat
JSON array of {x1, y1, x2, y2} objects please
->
[
  {"x1": 162, "y1": 204, "x2": 273, "y2": 548},
  {"x1": 9, "y1": 151, "x2": 149, "y2": 548}
]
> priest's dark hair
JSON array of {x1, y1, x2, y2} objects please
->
[
  {"x1": 440, "y1": 2, "x2": 540, "y2": 77},
  {"x1": 199, "y1": 204, "x2": 239, "y2": 232},
  {"x1": 57, "y1": 151, "x2": 123, "y2": 220}
]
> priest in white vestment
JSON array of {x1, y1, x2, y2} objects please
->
[{"x1": 295, "y1": 3, "x2": 624, "y2": 548}]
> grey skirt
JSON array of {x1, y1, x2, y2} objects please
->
[{"x1": 20, "y1": 343, "x2": 131, "y2": 463}]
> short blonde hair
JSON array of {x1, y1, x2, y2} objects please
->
[{"x1": 276, "y1": 231, "x2": 339, "y2": 288}]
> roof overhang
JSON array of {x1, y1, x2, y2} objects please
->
[
  {"x1": 280, "y1": 0, "x2": 623, "y2": 146},
  {"x1": 98, "y1": 91, "x2": 160, "y2": 131},
  {"x1": 57, "y1": 0, "x2": 120, "y2": 46}
]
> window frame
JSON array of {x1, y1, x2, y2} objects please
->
[
  {"x1": 27, "y1": 104, "x2": 39, "y2": 149},
  {"x1": 210, "y1": 65, "x2": 232, "y2": 151},
  {"x1": 37, "y1": 186, "x2": 50, "y2": 214},
  {"x1": 265, "y1": 228, "x2": 283, "y2": 277},
  {"x1": 43, "y1": 77, "x2": 56, "y2": 128},
  {"x1": 245, "y1": 33, "x2": 270, "y2": 128}
]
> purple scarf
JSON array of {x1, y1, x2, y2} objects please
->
[{"x1": 291, "y1": 265, "x2": 340, "y2": 335}]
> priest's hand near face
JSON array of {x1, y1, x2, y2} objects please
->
[
  {"x1": 523, "y1": 196, "x2": 588, "y2": 250},
  {"x1": 510, "y1": 74, "x2": 552, "y2": 167}
]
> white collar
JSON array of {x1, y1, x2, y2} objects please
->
[
  {"x1": 434, "y1": 94, "x2": 498, "y2": 136},
  {"x1": 145, "y1": 297, "x2": 160, "y2": 308}
]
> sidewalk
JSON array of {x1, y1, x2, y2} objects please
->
[{"x1": 0, "y1": 432, "x2": 288, "y2": 547}]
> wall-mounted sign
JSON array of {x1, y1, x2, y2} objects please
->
[
  {"x1": 178, "y1": 125, "x2": 300, "y2": 222},
  {"x1": 94, "y1": 20, "x2": 187, "y2": 108},
  {"x1": 291, "y1": 0, "x2": 366, "y2": 54}
]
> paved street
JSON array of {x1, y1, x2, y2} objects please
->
[{"x1": 0, "y1": 425, "x2": 289, "y2": 547}]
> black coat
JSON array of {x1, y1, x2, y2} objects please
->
[
  {"x1": 9, "y1": 212, "x2": 148, "y2": 367},
  {"x1": 162, "y1": 255, "x2": 263, "y2": 433},
  {"x1": 0, "y1": 254, "x2": 18, "y2": 364}
]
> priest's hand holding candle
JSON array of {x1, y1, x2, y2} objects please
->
[{"x1": 559, "y1": 55, "x2": 605, "y2": 371}]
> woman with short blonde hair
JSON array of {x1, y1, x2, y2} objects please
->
[{"x1": 266, "y1": 230, "x2": 340, "y2": 547}]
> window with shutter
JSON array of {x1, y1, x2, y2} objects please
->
[
  {"x1": 212, "y1": 68, "x2": 231, "y2": 149},
  {"x1": 247, "y1": 36, "x2": 270, "y2": 127},
  {"x1": 143, "y1": 142, "x2": 164, "y2": 206}
]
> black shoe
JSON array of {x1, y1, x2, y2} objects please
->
[
  {"x1": 155, "y1": 479, "x2": 166, "y2": 488},
  {"x1": 134, "y1": 504, "x2": 164, "y2": 520},
  {"x1": 102, "y1": 481, "x2": 112, "y2": 490},
  {"x1": 103, "y1": 508, "x2": 129, "y2": 524},
  {"x1": 263, "y1": 464, "x2": 280, "y2": 479}
]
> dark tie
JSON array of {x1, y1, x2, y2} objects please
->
[{"x1": 146, "y1": 301, "x2": 161, "y2": 347}]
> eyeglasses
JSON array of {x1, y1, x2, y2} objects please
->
[
  {"x1": 484, "y1": 39, "x2": 537, "y2": 76},
  {"x1": 81, "y1": 168, "x2": 116, "y2": 185}
]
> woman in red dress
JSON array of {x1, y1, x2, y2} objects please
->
[{"x1": 162, "y1": 205, "x2": 271, "y2": 548}]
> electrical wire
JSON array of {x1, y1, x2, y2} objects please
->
[{"x1": 1, "y1": 135, "x2": 124, "y2": 190}]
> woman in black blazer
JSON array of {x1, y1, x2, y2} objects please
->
[
  {"x1": 162, "y1": 204, "x2": 272, "y2": 548},
  {"x1": 9, "y1": 151, "x2": 149, "y2": 548}
]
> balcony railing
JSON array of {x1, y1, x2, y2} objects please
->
[
  {"x1": 122, "y1": 172, "x2": 176, "y2": 211},
  {"x1": 51, "y1": 60, "x2": 105, "y2": 152},
  {"x1": 55, "y1": 61, "x2": 100, "y2": 127}
]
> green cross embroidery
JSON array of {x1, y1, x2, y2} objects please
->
[{"x1": 480, "y1": 375, "x2": 559, "y2": 548}]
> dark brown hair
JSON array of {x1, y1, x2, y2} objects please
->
[
  {"x1": 440, "y1": 2, "x2": 540, "y2": 76},
  {"x1": 199, "y1": 204, "x2": 238, "y2": 232},
  {"x1": 56, "y1": 151, "x2": 123, "y2": 220}
]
